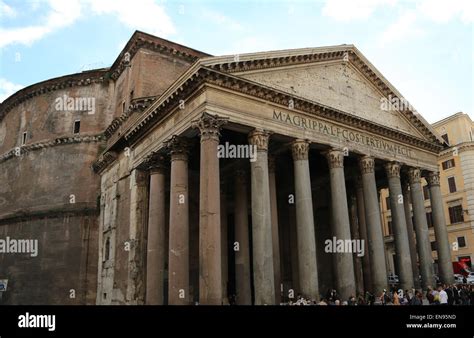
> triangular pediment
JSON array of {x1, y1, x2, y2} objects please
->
[
  {"x1": 201, "y1": 46, "x2": 444, "y2": 145},
  {"x1": 239, "y1": 61, "x2": 424, "y2": 137}
]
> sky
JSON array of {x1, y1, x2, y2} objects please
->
[{"x1": 0, "y1": 0, "x2": 472, "y2": 123}]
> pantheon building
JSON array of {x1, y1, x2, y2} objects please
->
[{"x1": 0, "y1": 31, "x2": 453, "y2": 305}]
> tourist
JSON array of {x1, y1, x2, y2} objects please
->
[{"x1": 438, "y1": 286, "x2": 448, "y2": 305}]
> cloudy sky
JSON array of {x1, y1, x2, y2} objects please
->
[{"x1": 0, "y1": 0, "x2": 472, "y2": 123}]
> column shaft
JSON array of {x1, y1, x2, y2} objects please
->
[
  {"x1": 327, "y1": 150, "x2": 356, "y2": 301},
  {"x1": 385, "y1": 162, "x2": 414, "y2": 290},
  {"x1": 146, "y1": 163, "x2": 166, "y2": 305},
  {"x1": 402, "y1": 181, "x2": 421, "y2": 289},
  {"x1": 249, "y1": 130, "x2": 275, "y2": 305},
  {"x1": 359, "y1": 156, "x2": 388, "y2": 295},
  {"x1": 292, "y1": 140, "x2": 319, "y2": 301},
  {"x1": 409, "y1": 168, "x2": 435, "y2": 289},
  {"x1": 192, "y1": 113, "x2": 227, "y2": 305},
  {"x1": 356, "y1": 178, "x2": 372, "y2": 293},
  {"x1": 166, "y1": 137, "x2": 189, "y2": 305},
  {"x1": 428, "y1": 172, "x2": 454, "y2": 284}
]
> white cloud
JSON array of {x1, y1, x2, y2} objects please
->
[
  {"x1": 0, "y1": 0, "x2": 16, "y2": 18},
  {"x1": 418, "y1": 0, "x2": 473, "y2": 23},
  {"x1": 322, "y1": 0, "x2": 397, "y2": 21},
  {"x1": 0, "y1": 78, "x2": 24, "y2": 103},
  {"x1": 201, "y1": 9, "x2": 243, "y2": 31},
  {"x1": 0, "y1": 0, "x2": 82, "y2": 48},
  {"x1": 86, "y1": 0, "x2": 175, "y2": 36},
  {"x1": 378, "y1": 10, "x2": 425, "y2": 45},
  {"x1": 0, "y1": 0, "x2": 175, "y2": 48}
]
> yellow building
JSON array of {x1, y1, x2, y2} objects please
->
[{"x1": 381, "y1": 112, "x2": 474, "y2": 277}]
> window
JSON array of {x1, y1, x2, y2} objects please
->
[
  {"x1": 448, "y1": 177, "x2": 457, "y2": 193},
  {"x1": 431, "y1": 241, "x2": 437, "y2": 251},
  {"x1": 73, "y1": 120, "x2": 81, "y2": 134},
  {"x1": 426, "y1": 212, "x2": 433, "y2": 227},
  {"x1": 385, "y1": 197, "x2": 391, "y2": 210},
  {"x1": 21, "y1": 132, "x2": 27, "y2": 145},
  {"x1": 448, "y1": 205, "x2": 464, "y2": 224},
  {"x1": 457, "y1": 236, "x2": 466, "y2": 248},
  {"x1": 442, "y1": 159, "x2": 455, "y2": 170},
  {"x1": 387, "y1": 221, "x2": 393, "y2": 235},
  {"x1": 423, "y1": 185, "x2": 430, "y2": 200},
  {"x1": 441, "y1": 133, "x2": 449, "y2": 144},
  {"x1": 105, "y1": 237, "x2": 110, "y2": 261}
]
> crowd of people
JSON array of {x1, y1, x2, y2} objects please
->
[{"x1": 285, "y1": 284, "x2": 474, "y2": 305}]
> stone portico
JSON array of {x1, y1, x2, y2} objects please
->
[{"x1": 94, "y1": 45, "x2": 453, "y2": 305}]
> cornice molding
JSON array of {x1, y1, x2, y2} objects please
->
[
  {"x1": 0, "y1": 70, "x2": 108, "y2": 123},
  {"x1": 104, "y1": 96, "x2": 158, "y2": 140},
  {"x1": 0, "y1": 134, "x2": 104, "y2": 164},
  {"x1": 120, "y1": 67, "x2": 442, "y2": 156}
]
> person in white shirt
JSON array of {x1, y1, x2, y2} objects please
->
[{"x1": 438, "y1": 286, "x2": 448, "y2": 305}]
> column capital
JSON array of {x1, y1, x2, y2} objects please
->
[
  {"x1": 358, "y1": 155, "x2": 374, "y2": 174},
  {"x1": 291, "y1": 139, "x2": 310, "y2": 161},
  {"x1": 427, "y1": 171, "x2": 441, "y2": 187},
  {"x1": 143, "y1": 152, "x2": 168, "y2": 174},
  {"x1": 384, "y1": 162, "x2": 401, "y2": 178},
  {"x1": 164, "y1": 135, "x2": 190, "y2": 161},
  {"x1": 248, "y1": 129, "x2": 271, "y2": 151},
  {"x1": 326, "y1": 149, "x2": 345, "y2": 169},
  {"x1": 408, "y1": 167, "x2": 421, "y2": 184},
  {"x1": 268, "y1": 155, "x2": 277, "y2": 172},
  {"x1": 191, "y1": 112, "x2": 228, "y2": 142}
]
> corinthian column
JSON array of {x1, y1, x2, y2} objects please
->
[
  {"x1": 292, "y1": 140, "x2": 319, "y2": 301},
  {"x1": 248, "y1": 129, "x2": 275, "y2": 305},
  {"x1": 356, "y1": 177, "x2": 372, "y2": 293},
  {"x1": 402, "y1": 180, "x2": 421, "y2": 289},
  {"x1": 385, "y1": 162, "x2": 414, "y2": 290},
  {"x1": 145, "y1": 155, "x2": 167, "y2": 305},
  {"x1": 192, "y1": 112, "x2": 228, "y2": 305},
  {"x1": 164, "y1": 136, "x2": 190, "y2": 305},
  {"x1": 327, "y1": 149, "x2": 355, "y2": 301},
  {"x1": 408, "y1": 168, "x2": 435, "y2": 289},
  {"x1": 428, "y1": 172, "x2": 454, "y2": 284},
  {"x1": 358, "y1": 156, "x2": 388, "y2": 295}
]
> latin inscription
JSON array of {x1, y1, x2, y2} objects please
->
[{"x1": 273, "y1": 110, "x2": 414, "y2": 158}]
